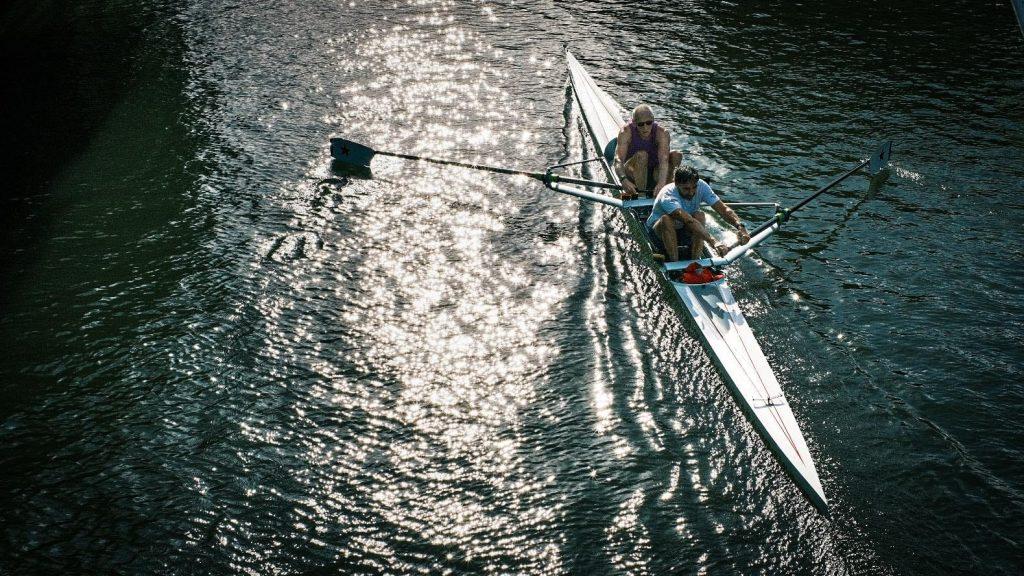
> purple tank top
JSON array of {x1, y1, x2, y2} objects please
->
[{"x1": 626, "y1": 121, "x2": 661, "y2": 169}]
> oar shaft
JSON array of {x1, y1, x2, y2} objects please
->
[
  {"x1": 748, "y1": 157, "x2": 870, "y2": 237},
  {"x1": 369, "y1": 149, "x2": 632, "y2": 192},
  {"x1": 788, "y1": 158, "x2": 869, "y2": 213},
  {"x1": 374, "y1": 149, "x2": 530, "y2": 178}
]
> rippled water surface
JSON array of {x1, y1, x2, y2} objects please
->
[{"x1": 2, "y1": 1, "x2": 1022, "y2": 574}]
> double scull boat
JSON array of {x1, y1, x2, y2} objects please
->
[{"x1": 548, "y1": 51, "x2": 891, "y2": 512}]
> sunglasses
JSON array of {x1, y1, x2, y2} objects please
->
[{"x1": 636, "y1": 120, "x2": 654, "y2": 127}]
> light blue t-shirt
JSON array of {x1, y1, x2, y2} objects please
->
[{"x1": 644, "y1": 179, "x2": 719, "y2": 230}]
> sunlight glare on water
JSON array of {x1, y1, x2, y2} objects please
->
[
  {"x1": 298, "y1": 17, "x2": 576, "y2": 571},
  {"x1": 3, "y1": 0, "x2": 1022, "y2": 574}
]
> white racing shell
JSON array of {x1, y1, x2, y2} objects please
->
[{"x1": 566, "y1": 50, "x2": 828, "y2": 511}]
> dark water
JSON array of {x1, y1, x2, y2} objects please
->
[{"x1": 2, "y1": 0, "x2": 1022, "y2": 574}]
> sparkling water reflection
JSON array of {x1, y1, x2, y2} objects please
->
[{"x1": 2, "y1": 0, "x2": 1022, "y2": 574}]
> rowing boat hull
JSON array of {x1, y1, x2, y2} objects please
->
[{"x1": 566, "y1": 50, "x2": 828, "y2": 511}]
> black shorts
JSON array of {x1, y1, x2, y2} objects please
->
[{"x1": 646, "y1": 225, "x2": 693, "y2": 257}]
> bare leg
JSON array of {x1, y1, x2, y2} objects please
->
[
  {"x1": 653, "y1": 215, "x2": 679, "y2": 262},
  {"x1": 668, "y1": 150, "x2": 682, "y2": 176},
  {"x1": 689, "y1": 211, "x2": 707, "y2": 260},
  {"x1": 623, "y1": 151, "x2": 649, "y2": 197}
]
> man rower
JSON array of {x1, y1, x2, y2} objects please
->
[
  {"x1": 646, "y1": 165, "x2": 751, "y2": 262},
  {"x1": 614, "y1": 104, "x2": 682, "y2": 200}
]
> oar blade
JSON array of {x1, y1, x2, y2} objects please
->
[
  {"x1": 869, "y1": 140, "x2": 893, "y2": 175},
  {"x1": 330, "y1": 137, "x2": 375, "y2": 167}
]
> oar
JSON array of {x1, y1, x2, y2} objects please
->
[
  {"x1": 330, "y1": 137, "x2": 648, "y2": 193},
  {"x1": 749, "y1": 140, "x2": 893, "y2": 237},
  {"x1": 673, "y1": 140, "x2": 894, "y2": 269}
]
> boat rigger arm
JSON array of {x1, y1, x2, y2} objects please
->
[
  {"x1": 664, "y1": 221, "x2": 780, "y2": 270},
  {"x1": 546, "y1": 182, "x2": 625, "y2": 208}
]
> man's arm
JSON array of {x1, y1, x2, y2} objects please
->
[
  {"x1": 711, "y1": 200, "x2": 751, "y2": 244},
  {"x1": 613, "y1": 127, "x2": 635, "y2": 195},
  {"x1": 671, "y1": 209, "x2": 716, "y2": 245},
  {"x1": 655, "y1": 128, "x2": 671, "y2": 190}
]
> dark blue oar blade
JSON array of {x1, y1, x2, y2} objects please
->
[
  {"x1": 869, "y1": 140, "x2": 893, "y2": 174},
  {"x1": 330, "y1": 137, "x2": 375, "y2": 167}
]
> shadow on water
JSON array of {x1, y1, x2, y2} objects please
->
[
  {"x1": 0, "y1": 1, "x2": 180, "y2": 295},
  {"x1": 0, "y1": 1, "x2": 227, "y2": 573},
  {"x1": 329, "y1": 159, "x2": 374, "y2": 180},
  {"x1": 784, "y1": 165, "x2": 894, "y2": 262}
]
